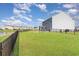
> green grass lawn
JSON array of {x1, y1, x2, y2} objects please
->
[
  {"x1": 0, "y1": 35, "x2": 9, "y2": 42},
  {"x1": 13, "y1": 31, "x2": 79, "y2": 56},
  {"x1": 0, "y1": 30, "x2": 16, "y2": 42}
]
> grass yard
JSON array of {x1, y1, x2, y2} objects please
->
[
  {"x1": 0, "y1": 35, "x2": 9, "y2": 42},
  {"x1": 13, "y1": 31, "x2": 79, "y2": 56},
  {"x1": 0, "y1": 30, "x2": 16, "y2": 42}
]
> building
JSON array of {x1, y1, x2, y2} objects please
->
[
  {"x1": 42, "y1": 11, "x2": 75, "y2": 32},
  {"x1": 0, "y1": 25, "x2": 34, "y2": 30},
  {"x1": 4, "y1": 25, "x2": 14, "y2": 30}
]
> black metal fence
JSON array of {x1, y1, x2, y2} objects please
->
[{"x1": 0, "y1": 31, "x2": 18, "y2": 56}]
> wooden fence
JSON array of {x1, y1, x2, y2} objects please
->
[{"x1": 0, "y1": 31, "x2": 18, "y2": 56}]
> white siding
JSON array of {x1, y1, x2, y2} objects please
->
[{"x1": 52, "y1": 12, "x2": 75, "y2": 30}]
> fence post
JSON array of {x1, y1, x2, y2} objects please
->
[{"x1": 0, "y1": 43, "x2": 2, "y2": 56}]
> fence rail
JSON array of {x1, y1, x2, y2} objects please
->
[{"x1": 0, "y1": 31, "x2": 18, "y2": 56}]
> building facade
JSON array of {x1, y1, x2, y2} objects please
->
[
  {"x1": 42, "y1": 17, "x2": 52, "y2": 31},
  {"x1": 42, "y1": 12, "x2": 75, "y2": 32}
]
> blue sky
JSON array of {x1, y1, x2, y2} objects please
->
[{"x1": 0, "y1": 3, "x2": 79, "y2": 27}]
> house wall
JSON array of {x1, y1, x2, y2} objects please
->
[
  {"x1": 42, "y1": 12, "x2": 75, "y2": 32},
  {"x1": 42, "y1": 17, "x2": 52, "y2": 31},
  {"x1": 52, "y1": 12, "x2": 75, "y2": 31}
]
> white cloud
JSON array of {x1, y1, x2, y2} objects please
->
[
  {"x1": 28, "y1": 15, "x2": 32, "y2": 18},
  {"x1": 13, "y1": 8, "x2": 32, "y2": 22},
  {"x1": 23, "y1": 16, "x2": 32, "y2": 21},
  {"x1": 14, "y1": 3, "x2": 47, "y2": 12},
  {"x1": 58, "y1": 3, "x2": 79, "y2": 16},
  {"x1": 68, "y1": 9, "x2": 78, "y2": 14},
  {"x1": 74, "y1": 16, "x2": 79, "y2": 19},
  {"x1": 17, "y1": 14, "x2": 32, "y2": 21},
  {"x1": 13, "y1": 8, "x2": 26, "y2": 15},
  {"x1": 14, "y1": 3, "x2": 32, "y2": 12},
  {"x1": 50, "y1": 10, "x2": 62, "y2": 14},
  {"x1": 13, "y1": 3, "x2": 33, "y2": 22},
  {"x1": 13, "y1": 8, "x2": 20, "y2": 15},
  {"x1": 62, "y1": 4, "x2": 79, "y2": 15},
  {"x1": 1, "y1": 14, "x2": 31, "y2": 26},
  {"x1": 35, "y1": 4, "x2": 47, "y2": 12},
  {"x1": 10, "y1": 16, "x2": 15, "y2": 20},
  {"x1": 37, "y1": 19, "x2": 44, "y2": 22},
  {"x1": 1, "y1": 20, "x2": 7, "y2": 23},
  {"x1": 1, "y1": 19, "x2": 26, "y2": 26},
  {"x1": 63, "y1": 4, "x2": 74, "y2": 9}
]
